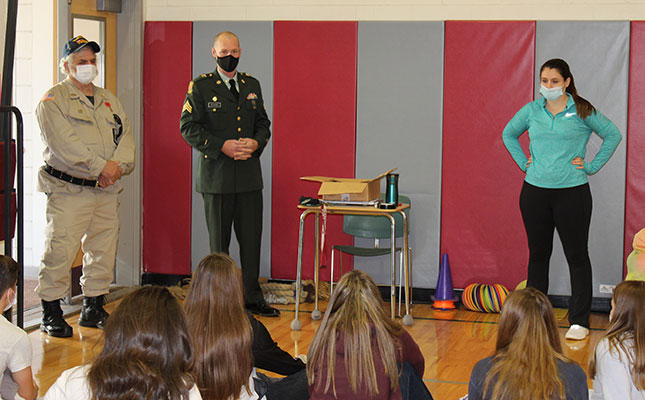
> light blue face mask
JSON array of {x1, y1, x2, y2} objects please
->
[{"x1": 539, "y1": 85, "x2": 564, "y2": 102}]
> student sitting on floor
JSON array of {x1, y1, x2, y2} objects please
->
[
  {"x1": 185, "y1": 253, "x2": 307, "y2": 400},
  {"x1": 44, "y1": 286, "x2": 201, "y2": 399},
  {"x1": 0, "y1": 255, "x2": 39, "y2": 400},
  {"x1": 307, "y1": 269, "x2": 432, "y2": 400},
  {"x1": 590, "y1": 280, "x2": 645, "y2": 399},
  {"x1": 467, "y1": 287, "x2": 588, "y2": 400}
]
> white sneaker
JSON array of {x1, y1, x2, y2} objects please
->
[{"x1": 565, "y1": 324, "x2": 589, "y2": 340}]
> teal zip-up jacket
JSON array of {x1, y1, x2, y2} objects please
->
[{"x1": 502, "y1": 94, "x2": 622, "y2": 189}]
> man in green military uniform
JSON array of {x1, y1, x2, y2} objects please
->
[{"x1": 180, "y1": 31, "x2": 278, "y2": 316}]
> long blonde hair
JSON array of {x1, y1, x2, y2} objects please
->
[
  {"x1": 483, "y1": 287, "x2": 569, "y2": 400},
  {"x1": 307, "y1": 270, "x2": 403, "y2": 397},
  {"x1": 590, "y1": 280, "x2": 645, "y2": 389},
  {"x1": 184, "y1": 253, "x2": 253, "y2": 400}
]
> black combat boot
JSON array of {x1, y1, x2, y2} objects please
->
[
  {"x1": 41, "y1": 299, "x2": 73, "y2": 338},
  {"x1": 78, "y1": 295, "x2": 109, "y2": 329}
]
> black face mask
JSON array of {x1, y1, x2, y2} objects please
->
[{"x1": 217, "y1": 54, "x2": 239, "y2": 73}]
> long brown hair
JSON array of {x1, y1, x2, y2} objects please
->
[
  {"x1": 307, "y1": 270, "x2": 403, "y2": 397},
  {"x1": 483, "y1": 287, "x2": 569, "y2": 400},
  {"x1": 184, "y1": 253, "x2": 253, "y2": 400},
  {"x1": 87, "y1": 286, "x2": 194, "y2": 400},
  {"x1": 590, "y1": 280, "x2": 645, "y2": 389},
  {"x1": 540, "y1": 58, "x2": 596, "y2": 119}
]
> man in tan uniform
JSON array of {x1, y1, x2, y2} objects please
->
[{"x1": 35, "y1": 36, "x2": 135, "y2": 337}]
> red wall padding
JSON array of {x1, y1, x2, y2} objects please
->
[
  {"x1": 271, "y1": 21, "x2": 357, "y2": 280},
  {"x1": 441, "y1": 21, "x2": 535, "y2": 289},
  {"x1": 143, "y1": 21, "x2": 193, "y2": 275},
  {"x1": 625, "y1": 22, "x2": 645, "y2": 272}
]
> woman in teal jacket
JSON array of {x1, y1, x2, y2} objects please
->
[{"x1": 502, "y1": 58, "x2": 622, "y2": 341}]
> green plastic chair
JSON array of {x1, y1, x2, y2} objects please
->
[{"x1": 331, "y1": 194, "x2": 412, "y2": 316}]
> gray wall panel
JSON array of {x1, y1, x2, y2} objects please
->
[
  {"x1": 191, "y1": 22, "x2": 273, "y2": 277},
  {"x1": 115, "y1": 0, "x2": 143, "y2": 285},
  {"x1": 535, "y1": 21, "x2": 629, "y2": 297},
  {"x1": 355, "y1": 22, "x2": 444, "y2": 288}
]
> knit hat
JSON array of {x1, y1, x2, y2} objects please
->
[
  {"x1": 633, "y1": 228, "x2": 645, "y2": 252},
  {"x1": 626, "y1": 228, "x2": 645, "y2": 281}
]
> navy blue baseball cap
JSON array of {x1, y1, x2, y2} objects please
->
[{"x1": 62, "y1": 36, "x2": 100, "y2": 57}]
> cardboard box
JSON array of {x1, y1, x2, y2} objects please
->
[{"x1": 301, "y1": 169, "x2": 395, "y2": 201}]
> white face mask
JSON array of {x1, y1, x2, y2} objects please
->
[
  {"x1": 3, "y1": 288, "x2": 16, "y2": 312},
  {"x1": 539, "y1": 85, "x2": 564, "y2": 102},
  {"x1": 72, "y1": 64, "x2": 98, "y2": 85}
]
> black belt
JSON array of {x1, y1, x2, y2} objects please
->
[{"x1": 45, "y1": 164, "x2": 98, "y2": 188}]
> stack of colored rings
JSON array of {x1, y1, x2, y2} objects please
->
[{"x1": 462, "y1": 283, "x2": 509, "y2": 313}]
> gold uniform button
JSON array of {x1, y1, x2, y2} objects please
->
[
  {"x1": 237, "y1": 127, "x2": 242, "y2": 132},
  {"x1": 237, "y1": 116, "x2": 241, "y2": 121},
  {"x1": 212, "y1": 96, "x2": 217, "y2": 101},
  {"x1": 237, "y1": 106, "x2": 240, "y2": 110},
  {"x1": 204, "y1": 155, "x2": 208, "y2": 159},
  {"x1": 216, "y1": 80, "x2": 222, "y2": 85}
]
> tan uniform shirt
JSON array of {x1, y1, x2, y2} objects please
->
[{"x1": 35, "y1": 79, "x2": 135, "y2": 194}]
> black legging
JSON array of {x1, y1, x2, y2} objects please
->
[{"x1": 519, "y1": 182, "x2": 593, "y2": 328}]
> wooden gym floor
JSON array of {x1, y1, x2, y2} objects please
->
[{"x1": 28, "y1": 298, "x2": 609, "y2": 400}]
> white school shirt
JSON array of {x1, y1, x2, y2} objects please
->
[
  {"x1": 43, "y1": 365, "x2": 202, "y2": 400},
  {"x1": 591, "y1": 337, "x2": 645, "y2": 400},
  {"x1": 0, "y1": 314, "x2": 32, "y2": 399}
]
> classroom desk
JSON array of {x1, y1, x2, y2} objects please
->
[{"x1": 290, "y1": 203, "x2": 413, "y2": 331}]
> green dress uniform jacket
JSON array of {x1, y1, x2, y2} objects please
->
[{"x1": 180, "y1": 70, "x2": 271, "y2": 194}]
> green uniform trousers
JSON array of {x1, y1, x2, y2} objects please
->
[{"x1": 202, "y1": 190, "x2": 264, "y2": 305}]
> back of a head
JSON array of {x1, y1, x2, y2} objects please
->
[
  {"x1": 0, "y1": 255, "x2": 19, "y2": 295},
  {"x1": 610, "y1": 280, "x2": 645, "y2": 333},
  {"x1": 88, "y1": 286, "x2": 194, "y2": 400},
  {"x1": 183, "y1": 253, "x2": 253, "y2": 400},
  {"x1": 496, "y1": 287, "x2": 562, "y2": 353},
  {"x1": 593, "y1": 280, "x2": 645, "y2": 389},
  {"x1": 307, "y1": 270, "x2": 402, "y2": 397},
  {"x1": 484, "y1": 287, "x2": 566, "y2": 400}
]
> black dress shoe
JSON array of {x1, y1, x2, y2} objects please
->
[
  {"x1": 41, "y1": 299, "x2": 73, "y2": 338},
  {"x1": 78, "y1": 295, "x2": 109, "y2": 329},
  {"x1": 246, "y1": 301, "x2": 280, "y2": 317}
]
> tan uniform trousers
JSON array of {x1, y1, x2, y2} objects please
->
[{"x1": 36, "y1": 189, "x2": 119, "y2": 301}]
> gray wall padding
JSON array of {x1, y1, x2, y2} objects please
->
[
  {"x1": 191, "y1": 22, "x2": 274, "y2": 276},
  {"x1": 354, "y1": 22, "x2": 444, "y2": 288},
  {"x1": 535, "y1": 21, "x2": 629, "y2": 297}
]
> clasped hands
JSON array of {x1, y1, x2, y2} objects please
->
[
  {"x1": 222, "y1": 138, "x2": 258, "y2": 160},
  {"x1": 525, "y1": 156, "x2": 584, "y2": 170},
  {"x1": 98, "y1": 160, "x2": 122, "y2": 188}
]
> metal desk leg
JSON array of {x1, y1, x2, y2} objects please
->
[
  {"x1": 312, "y1": 213, "x2": 322, "y2": 320},
  {"x1": 292, "y1": 209, "x2": 314, "y2": 331},
  {"x1": 400, "y1": 210, "x2": 413, "y2": 326},
  {"x1": 388, "y1": 214, "x2": 396, "y2": 319}
]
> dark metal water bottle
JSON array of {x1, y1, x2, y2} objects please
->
[{"x1": 385, "y1": 173, "x2": 399, "y2": 206}]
